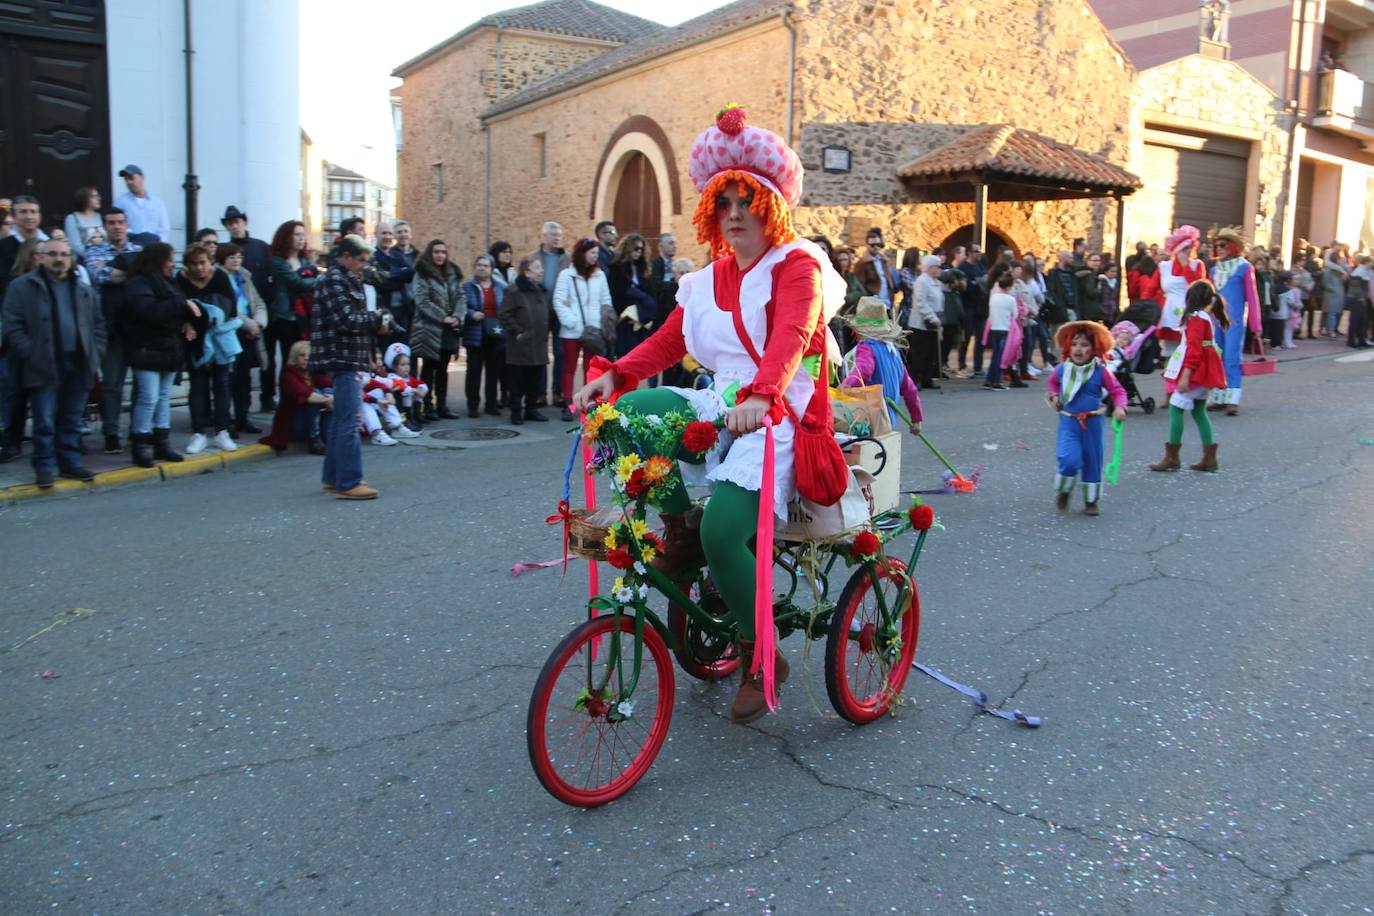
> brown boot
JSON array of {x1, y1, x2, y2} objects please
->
[
  {"x1": 1224, "y1": 405, "x2": 1239, "y2": 417},
  {"x1": 1055, "y1": 491, "x2": 1070, "y2": 512},
  {"x1": 1206, "y1": 402, "x2": 1225, "y2": 412},
  {"x1": 1149, "y1": 442, "x2": 1182, "y2": 472},
  {"x1": 1189, "y1": 443, "x2": 1219, "y2": 472},
  {"x1": 730, "y1": 643, "x2": 789, "y2": 724},
  {"x1": 652, "y1": 511, "x2": 706, "y2": 586},
  {"x1": 1083, "y1": 501, "x2": 1101, "y2": 517}
]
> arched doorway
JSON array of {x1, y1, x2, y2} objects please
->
[
  {"x1": 938, "y1": 225, "x2": 1016, "y2": 258},
  {"x1": 611, "y1": 152, "x2": 661, "y2": 249}
]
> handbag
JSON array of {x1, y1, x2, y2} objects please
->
[{"x1": 574, "y1": 279, "x2": 610, "y2": 356}]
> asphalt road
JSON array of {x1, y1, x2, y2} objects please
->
[{"x1": 2, "y1": 350, "x2": 1372, "y2": 915}]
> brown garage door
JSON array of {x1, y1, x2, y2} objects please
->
[{"x1": 1134, "y1": 128, "x2": 1249, "y2": 240}]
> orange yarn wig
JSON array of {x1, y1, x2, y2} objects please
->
[
  {"x1": 692, "y1": 170, "x2": 797, "y2": 261},
  {"x1": 1055, "y1": 320, "x2": 1115, "y2": 361}
]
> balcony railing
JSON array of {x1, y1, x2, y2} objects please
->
[{"x1": 1313, "y1": 68, "x2": 1374, "y2": 142}]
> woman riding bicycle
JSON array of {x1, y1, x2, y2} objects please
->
[{"x1": 573, "y1": 105, "x2": 847, "y2": 723}]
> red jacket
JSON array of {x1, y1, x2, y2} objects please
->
[{"x1": 1127, "y1": 268, "x2": 1162, "y2": 303}]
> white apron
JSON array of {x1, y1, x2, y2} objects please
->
[
  {"x1": 1158, "y1": 258, "x2": 1198, "y2": 334},
  {"x1": 661, "y1": 239, "x2": 843, "y2": 517}
]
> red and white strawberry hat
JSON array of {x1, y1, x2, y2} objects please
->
[{"x1": 688, "y1": 104, "x2": 803, "y2": 208}]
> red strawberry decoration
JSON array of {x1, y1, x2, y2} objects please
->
[
  {"x1": 715, "y1": 104, "x2": 747, "y2": 136},
  {"x1": 849, "y1": 530, "x2": 881, "y2": 560},
  {"x1": 909, "y1": 504, "x2": 935, "y2": 531}
]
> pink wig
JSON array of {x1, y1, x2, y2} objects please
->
[{"x1": 1163, "y1": 225, "x2": 1200, "y2": 258}]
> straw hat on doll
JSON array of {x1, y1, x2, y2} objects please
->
[{"x1": 842, "y1": 296, "x2": 906, "y2": 345}]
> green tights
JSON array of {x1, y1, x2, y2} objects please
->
[
  {"x1": 1167, "y1": 402, "x2": 1214, "y2": 446},
  {"x1": 617, "y1": 389, "x2": 761, "y2": 639}
]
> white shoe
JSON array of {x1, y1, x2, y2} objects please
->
[
  {"x1": 185, "y1": 433, "x2": 208, "y2": 455},
  {"x1": 214, "y1": 429, "x2": 238, "y2": 452},
  {"x1": 371, "y1": 431, "x2": 398, "y2": 446},
  {"x1": 389, "y1": 425, "x2": 420, "y2": 439}
]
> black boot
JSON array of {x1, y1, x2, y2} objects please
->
[
  {"x1": 131, "y1": 433, "x2": 156, "y2": 468},
  {"x1": 153, "y1": 428, "x2": 184, "y2": 462}
]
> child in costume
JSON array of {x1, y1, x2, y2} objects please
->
[
  {"x1": 840, "y1": 296, "x2": 923, "y2": 434},
  {"x1": 1045, "y1": 321, "x2": 1127, "y2": 516},
  {"x1": 362, "y1": 350, "x2": 418, "y2": 444},
  {"x1": 1105, "y1": 320, "x2": 1155, "y2": 374},
  {"x1": 383, "y1": 342, "x2": 429, "y2": 430},
  {"x1": 1149, "y1": 280, "x2": 1228, "y2": 473}
]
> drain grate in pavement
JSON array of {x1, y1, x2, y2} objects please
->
[{"x1": 428, "y1": 427, "x2": 521, "y2": 442}]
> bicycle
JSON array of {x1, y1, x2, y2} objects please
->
[{"x1": 526, "y1": 405, "x2": 936, "y2": 807}]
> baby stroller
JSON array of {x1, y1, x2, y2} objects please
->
[{"x1": 1110, "y1": 303, "x2": 1160, "y2": 414}]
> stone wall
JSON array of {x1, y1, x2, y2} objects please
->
[
  {"x1": 789, "y1": 0, "x2": 1135, "y2": 256},
  {"x1": 1131, "y1": 54, "x2": 1291, "y2": 249},
  {"x1": 396, "y1": 30, "x2": 613, "y2": 261},
  {"x1": 484, "y1": 22, "x2": 791, "y2": 261}
]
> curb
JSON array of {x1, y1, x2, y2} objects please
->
[{"x1": 0, "y1": 444, "x2": 273, "y2": 504}]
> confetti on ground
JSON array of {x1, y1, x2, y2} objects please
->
[
  {"x1": 982, "y1": 443, "x2": 999, "y2": 451},
  {"x1": 1359, "y1": 437, "x2": 1374, "y2": 445},
  {"x1": 1014, "y1": 439, "x2": 1030, "y2": 450},
  {"x1": 40, "y1": 669, "x2": 60, "y2": 679}
]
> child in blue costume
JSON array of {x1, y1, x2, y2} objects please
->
[
  {"x1": 1045, "y1": 321, "x2": 1127, "y2": 516},
  {"x1": 839, "y1": 296, "x2": 924, "y2": 434}
]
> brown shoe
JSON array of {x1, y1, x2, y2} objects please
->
[
  {"x1": 1149, "y1": 442, "x2": 1182, "y2": 472},
  {"x1": 730, "y1": 644, "x2": 789, "y2": 724},
  {"x1": 335, "y1": 484, "x2": 379, "y2": 500},
  {"x1": 1189, "y1": 443, "x2": 1219, "y2": 472},
  {"x1": 1055, "y1": 490, "x2": 1070, "y2": 512},
  {"x1": 1224, "y1": 405, "x2": 1239, "y2": 416},
  {"x1": 1206, "y1": 402, "x2": 1226, "y2": 412},
  {"x1": 651, "y1": 511, "x2": 706, "y2": 587},
  {"x1": 323, "y1": 479, "x2": 366, "y2": 493},
  {"x1": 1083, "y1": 501, "x2": 1101, "y2": 517}
]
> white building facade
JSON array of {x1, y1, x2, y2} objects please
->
[{"x1": 1, "y1": 1, "x2": 299, "y2": 244}]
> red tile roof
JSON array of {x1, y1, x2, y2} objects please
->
[
  {"x1": 393, "y1": 0, "x2": 664, "y2": 77},
  {"x1": 484, "y1": 0, "x2": 789, "y2": 118},
  {"x1": 897, "y1": 124, "x2": 1141, "y2": 191}
]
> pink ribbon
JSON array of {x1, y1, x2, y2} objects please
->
[
  {"x1": 580, "y1": 411, "x2": 601, "y2": 660},
  {"x1": 751, "y1": 416, "x2": 779, "y2": 712}
]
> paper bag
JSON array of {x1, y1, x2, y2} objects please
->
[{"x1": 830, "y1": 385, "x2": 893, "y2": 437}]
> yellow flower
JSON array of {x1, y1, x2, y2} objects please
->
[
  {"x1": 629, "y1": 518, "x2": 650, "y2": 540},
  {"x1": 583, "y1": 416, "x2": 604, "y2": 440},
  {"x1": 615, "y1": 454, "x2": 643, "y2": 483},
  {"x1": 603, "y1": 527, "x2": 618, "y2": 549},
  {"x1": 593, "y1": 403, "x2": 620, "y2": 422},
  {"x1": 639, "y1": 545, "x2": 657, "y2": 564}
]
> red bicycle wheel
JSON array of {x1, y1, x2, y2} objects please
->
[
  {"x1": 824, "y1": 557, "x2": 920, "y2": 724},
  {"x1": 667, "y1": 581, "x2": 742, "y2": 681},
  {"x1": 527, "y1": 613, "x2": 675, "y2": 807}
]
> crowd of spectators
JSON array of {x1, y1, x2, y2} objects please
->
[{"x1": 3, "y1": 163, "x2": 1369, "y2": 493}]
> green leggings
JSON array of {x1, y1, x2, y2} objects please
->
[
  {"x1": 1167, "y1": 401, "x2": 1214, "y2": 446},
  {"x1": 617, "y1": 389, "x2": 761, "y2": 639}
]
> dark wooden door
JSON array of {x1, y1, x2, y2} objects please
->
[
  {"x1": 0, "y1": 27, "x2": 110, "y2": 227},
  {"x1": 612, "y1": 153, "x2": 661, "y2": 247}
]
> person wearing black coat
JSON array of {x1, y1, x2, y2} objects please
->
[
  {"x1": 497, "y1": 258, "x2": 551, "y2": 425},
  {"x1": 606, "y1": 234, "x2": 658, "y2": 378},
  {"x1": 122, "y1": 242, "x2": 202, "y2": 466},
  {"x1": 175, "y1": 244, "x2": 238, "y2": 454}
]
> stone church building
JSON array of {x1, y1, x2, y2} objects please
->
[{"x1": 393, "y1": 0, "x2": 1287, "y2": 262}]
